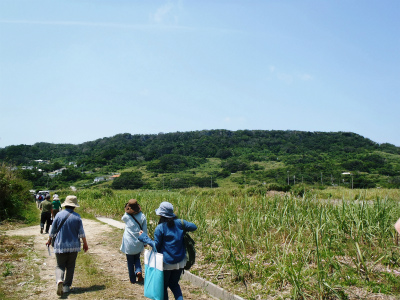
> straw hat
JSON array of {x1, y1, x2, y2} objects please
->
[{"x1": 61, "y1": 195, "x2": 80, "y2": 208}]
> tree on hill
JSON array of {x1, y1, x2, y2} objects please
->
[
  {"x1": 112, "y1": 171, "x2": 144, "y2": 190},
  {"x1": 60, "y1": 167, "x2": 84, "y2": 182}
]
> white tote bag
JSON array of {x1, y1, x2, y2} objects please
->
[{"x1": 144, "y1": 249, "x2": 164, "y2": 300}]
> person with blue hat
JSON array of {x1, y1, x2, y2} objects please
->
[{"x1": 139, "y1": 201, "x2": 197, "y2": 300}]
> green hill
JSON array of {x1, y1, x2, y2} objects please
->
[{"x1": 1, "y1": 130, "x2": 400, "y2": 190}]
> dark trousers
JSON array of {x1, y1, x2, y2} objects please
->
[
  {"x1": 126, "y1": 253, "x2": 142, "y2": 283},
  {"x1": 163, "y1": 269, "x2": 183, "y2": 300},
  {"x1": 40, "y1": 211, "x2": 52, "y2": 233},
  {"x1": 55, "y1": 252, "x2": 78, "y2": 287}
]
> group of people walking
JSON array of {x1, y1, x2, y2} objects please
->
[
  {"x1": 42, "y1": 193, "x2": 196, "y2": 300},
  {"x1": 121, "y1": 199, "x2": 197, "y2": 300},
  {"x1": 37, "y1": 192, "x2": 62, "y2": 234}
]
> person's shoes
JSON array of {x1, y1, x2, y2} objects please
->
[
  {"x1": 45, "y1": 231, "x2": 49, "y2": 234},
  {"x1": 62, "y1": 286, "x2": 70, "y2": 293},
  {"x1": 137, "y1": 272, "x2": 144, "y2": 283},
  {"x1": 40, "y1": 228, "x2": 43, "y2": 234},
  {"x1": 57, "y1": 281, "x2": 63, "y2": 296}
]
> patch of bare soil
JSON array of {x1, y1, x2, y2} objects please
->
[{"x1": 3, "y1": 218, "x2": 215, "y2": 300}]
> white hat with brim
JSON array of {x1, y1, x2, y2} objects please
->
[{"x1": 61, "y1": 195, "x2": 80, "y2": 208}]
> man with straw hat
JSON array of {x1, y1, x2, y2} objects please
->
[{"x1": 46, "y1": 195, "x2": 89, "y2": 297}]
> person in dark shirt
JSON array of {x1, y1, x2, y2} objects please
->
[{"x1": 39, "y1": 194, "x2": 53, "y2": 234}]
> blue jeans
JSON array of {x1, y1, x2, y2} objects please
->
[
  {"x1": 163, "y1": 269, "x2": 183, "y2": 300},
  {"x1": 126, "y1": 253, "x2": 142, "y2": 283}
]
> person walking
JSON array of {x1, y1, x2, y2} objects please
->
[
  {"x1": 138, "y1": 202, "x2": 197, "y2": 300},
  {"x1": 36, "y1": 192, "x2": 43, "y2": 208},
  {"x1": 120, "y1": 199, "x2": 147, "y2": 284},
  {"x1": 45, "y1": 195, "x2": 89, "y2": 297},
  {"x1": 39, "y1": 194, "x2": 53, "y2": 234},
  {"x1": 51, "y1": 194, "x2": 62, "y2": 218}
]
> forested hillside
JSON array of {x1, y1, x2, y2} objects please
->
[{"x1": 1, "y1": 130, "x2": 400, "y2": 190}]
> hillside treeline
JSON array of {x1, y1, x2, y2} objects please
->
[{"x1": 1, "y1": 130, "x2": 400, "y2": 189}]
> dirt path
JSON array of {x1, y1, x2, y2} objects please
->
[{"x1": 5, "y1": 218, "x2": 215, "y2": 300}]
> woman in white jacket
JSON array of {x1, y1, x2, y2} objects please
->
[{"x1": 120, "y1": 199, "x2": 147, "y2": 284}]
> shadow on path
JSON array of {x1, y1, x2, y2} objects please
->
[{"x1": 61, "y1": 284, "x2": 106, "y2": 298}]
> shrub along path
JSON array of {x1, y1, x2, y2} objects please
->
[{"x1": 4, "y1": 218, "x2": 214, "y2": 300}]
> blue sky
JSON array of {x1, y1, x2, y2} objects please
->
[{"x1": 1, "y1": 0, "x2": 399, "y2": 148}]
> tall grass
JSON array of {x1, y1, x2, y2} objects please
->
[{"x1": 67, "y1": 187, "x2": 400, "y2": 299}]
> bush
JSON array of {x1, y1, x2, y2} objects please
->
[
  {"x1": 290, "y1": 185, "x2": 310, "y2": 197},
  {"x1": 112, "y1": 171, "x2": 144, "y2": 190},
  {"x1": 0, "y1": 163, "x2": 33, "y2": 221},
  {"x1": 245, "y1": 186, "x2": 268, "y2": 196},
  {"x1": 265, "y1": 183, "x2": 290, "y2": 192}
]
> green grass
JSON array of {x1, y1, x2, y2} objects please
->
[
  {"x1": 51, "y1": 187, "x2": 400, "y2": 299},
  {"x1": 21, "y1": 202, "x2": 41, "y2": 225}
]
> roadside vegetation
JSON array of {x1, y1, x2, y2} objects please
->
[
  {"x1": 0, "y1": 234, "x2": 40, "y2": 300},
  {"x1": 47, "y1": 187, "x2": 400, "y2": 299},
  {"x1": 0, "y1": 163, "x2": 37, "y2": 223}
]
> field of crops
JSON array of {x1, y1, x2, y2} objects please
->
[{"x1": 63, "y1": 187, "x2": 400, "y2": 299}]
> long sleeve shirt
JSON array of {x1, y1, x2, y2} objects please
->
[
  {"x1": 49, "y1": 208, "x2": 85, "y2": 253},
  {"x1": 120, "y1": 212, "x2": 148, "y2": 255},
  {"x1": 138, "y1": 219, "x2": 197, "y2": 265}
]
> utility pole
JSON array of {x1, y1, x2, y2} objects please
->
[
  {"x1": 321, "y1": 172, "x2": 323, "y2": 185},
  {"x1": 294, "y1": 175, "x2": 296, "y2": 185},
  {"x1": 287, "y1": 171, "x2": 289, "y2": 185}
]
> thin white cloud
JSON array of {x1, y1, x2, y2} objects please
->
[
  {"x1": 269, "y1": 66, "x2": 276, "y2": 73},
  {"x1": 0, "y1": 18, "x2": 239, "y2": 35},
  {"x1": 223, "y1": 117, "x2": 246, "y2": 124},
  {"x1": 0, "y1": 19, "x2": 152, "y2": 29},
  {"x1": 277, "y1": 73, "x2": 293, "y2": 84},
  {"x1": 298, "y1": 73, "x2": 312, "y2": 81},
  {"x1": 151, "y1": 3, "x2": 174, "y2": 23},
  {"x1": 267, "y1": 66, "x2": 313, "y2": 84}
]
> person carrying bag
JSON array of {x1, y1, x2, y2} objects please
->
[
  {"x1": 139, "y1": 202, "x2": 197, "y2": 300},
  {"x1": 50, "y1": 211, "x2": 72, "y2": 247}
]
